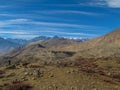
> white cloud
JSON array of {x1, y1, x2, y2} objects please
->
[
  {"x1": 8, "y1": 19, "x2": 29, "y2": 22},
  {"x1": 0, "y1": 5, "x2": 9, "y2": 8},
  {"x1": 0, "y1": 19, "x2": 101, "y2": 39},
  {"x1": 0, "y1": 30, "x2": 28, "y2": 35},
  {"x1": 30, "y1": 21, "x2": 99, "y2": 29},
  {"x1": 0, "y1": 18, "x2": 99, "y2": 30},
  {"x1": 79, "y1": 0, "x2": 106, "y2": 7},
  {"x1": 106, "y1": 0, "x2": 120, "y2": 8},
  {"x1": 38, "y1": 30, "x2": 97, "y2": 37},
  {"x1": 35, "y1": 10, "x2": 103, "y2": 16},
  {"x1": 8, "y1": 34, "x2": 39, "y2": 39},
  {"x1": 80, "y1": 0, "x2": 120, "y2": 8},
  {"x1": 0, "y1": 14, "x2": 12, "y2": 17},
  {"x1": 0, "y1": 18, "x2": 29, "y2": 27}
]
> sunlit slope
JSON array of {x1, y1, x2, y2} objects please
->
[{"x1": 58, "y1": 28, "x2": 120, "y2": 58}]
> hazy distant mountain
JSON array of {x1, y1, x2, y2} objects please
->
[
  {"x1": 0, "y1": 37, "x2": 20, "y2": 54},
  {"x1": 28, "y1": 36, "x2": 51, "y2": 43},
  {"x1": 0, "y1": 34, "x2": 88, "y2": 58},
  {"x1": 0, "y1": 36, "x2": 88, "y2": 55},
  {"x1": 27, "y1": 36, "x2": 86, "y2": 50},
  {"x1": 6, "y1": 38, "x2": 28, "y2": 45},
  {"x1": 39, "y1": 37, "x2": 79, "y2": 48},
  {"x1": 29, "y1": 36, "x2": 88, "y2": 43}
]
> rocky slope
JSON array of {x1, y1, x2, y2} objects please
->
[{"x1": 58, "y1": 28, "x2": 120, "y2": 58}]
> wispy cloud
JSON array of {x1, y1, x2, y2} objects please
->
[
  {"x1": 2, "y1": 34, "x2": 38, "y2": 39},
  {"x1": 0, "y1": 18, "x2": 104, "y2": 39},
  {"x1": 0, "y1": 30, "x2": 28, "y2": 35},
  {"x1": 35, "y1": 10, "x2": 103, "y2": 16},
  {"x1": 37, "y1": 30, "x2": 97, "y2": 37},
  {"x1": 0, "y1": 19, "x2": 29, "y2": 27},
  {"x1": 80, "y1": 0, "x2": 120, "y2": 8},
  {"x1": 0, "y1": 5, "x2": 9, "y2": 8},
  {"x1": 0, "y1": 14, "x2": 12, "y2": 17},
  {"x1": 29, "y1": 21, "x2": 100, "y2": 29},
  {"x1": 0, "y1": 18, "x2": 100, "y2": 29},
  {"x1": 79, "y1": 0, "x2": 106, "y2": 7},
  {"x1": 0, "y1": 30, "x2": 97, "y2": 39},
  {"x1": 106, "y1": 0, "x2": 120, "y2": 8},
  {"x1": 8, "y1": 19, "x2": 29, "y2": 22}
]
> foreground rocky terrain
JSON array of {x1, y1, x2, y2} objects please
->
[{"x1": 0, "y1": 58, "x2": 120, "y2": 90}]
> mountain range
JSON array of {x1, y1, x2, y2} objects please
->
[
  {"x1": 0, "y1": 36, "x2": 87, "y2": 54},
  {"x1": 2, "y1": 28, "x2": 120, "y2": 59},
  {"x1": 0, "y1": 28, "x2": 119, "y2": 64},
  {"x1": 1, "y1": 27, "x2": 120, "y2": 63}
]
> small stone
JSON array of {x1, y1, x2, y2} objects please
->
[
  {"x1": 32, "y1": 77, "x2": 36, "y2": 80},
  {"x1": 94, "y1": 88, "x2": 98, "y2": 90},
  {"x1": 50, "y1": 74, "x2": 54, "y2": 77},
  {"x1": 29, "y1": 72, "x2": 33, "y2": 76},
  {"x1": 48, "y1": 86, "x2": 52, "y2": 89},
  {"x1": 52, "y1": 84, "x2": 57, "y2": 89},
  {"x1": 107, "y1": 72, "x2": 111, "y2": 76},
  {"x1": 71, "y1": 87, "x2": 74, "y2": 89},
  {"x1": 67, "y1": 71, "x2": 71, "y2": 74},
  {"x1": 24, "y1": 72, "x2": 29, "y2": 76}
]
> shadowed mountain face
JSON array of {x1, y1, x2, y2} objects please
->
[{"x1": 0, "y1": 37, "x2": 20, "y2": 54}]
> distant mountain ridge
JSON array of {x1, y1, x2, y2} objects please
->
[
  {"x1": 0, "y1": 37, "x2": 20, "y2": 54},
  {"x1": 29, "y1": 36, "x2": 88, "y2": 43},
  {"x1": 0, "y1": 36, "x2": 88, "y2": 54},
  {"x1": 6, "y1": 38, "x2": 28, "y2": 45}
]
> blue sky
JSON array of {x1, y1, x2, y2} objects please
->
[{"x1": 0, "y1": 0, "x2": 120, "y2": 39}]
